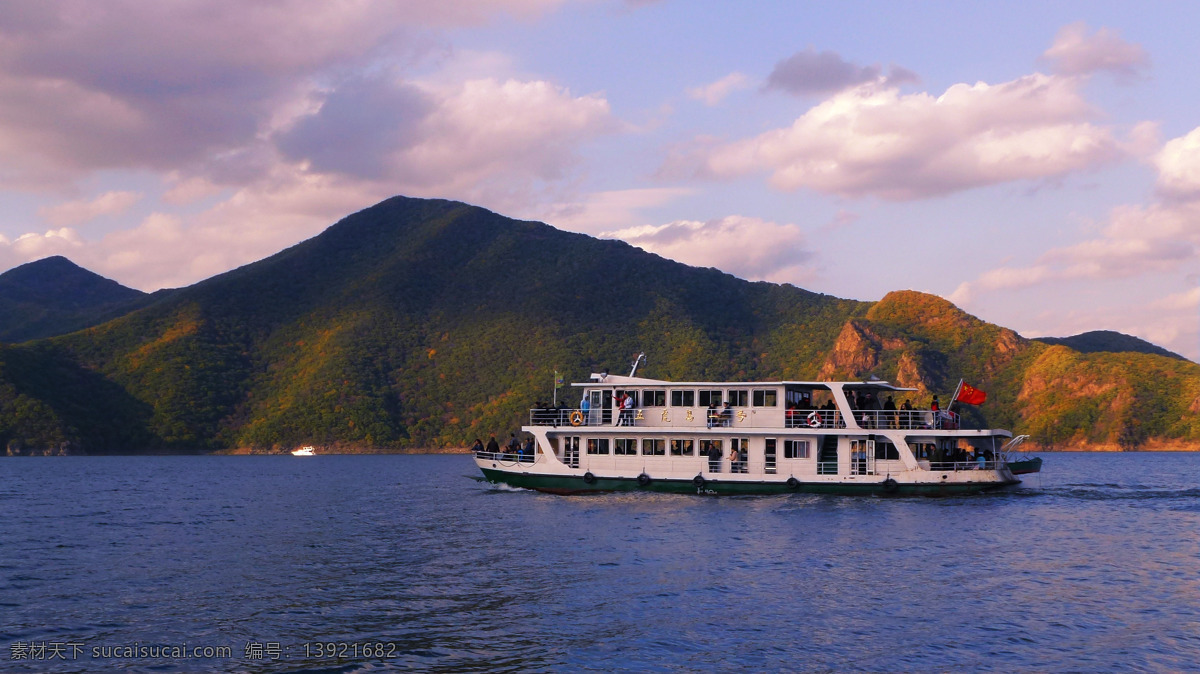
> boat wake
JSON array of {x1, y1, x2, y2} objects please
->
[{"x1": 1043, "y1": 483, "x2": 1200, "y2": 507}]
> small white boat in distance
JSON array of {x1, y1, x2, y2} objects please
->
[{"x1": 291, "y1": 446, "x2": 315, "y2": 456}]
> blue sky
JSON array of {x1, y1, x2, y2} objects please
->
[{"x1": 0, "y1": 0, "x2": 1197, "y2": 360}]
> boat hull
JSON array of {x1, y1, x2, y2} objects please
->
[{"x1": 478, "y1": 466, "x2": 1018, "y2": 497}]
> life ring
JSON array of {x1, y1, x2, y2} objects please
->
[
  {"x1": 786, "y1": 477, "x2": 800, "y2": 489},
  {"x1": 692, "y1": 475, "x2": 705, "y2": 488},
  {"x1": 583, "y1": 471, "x2": 596, "y2": 484},
  {"x1": 570, "y1": 410, "x2": 584, "y2": 426},
  {"x1": 637, "y1": 473, "x2": 651, "y2": 487},
  {"x1": 807, "y1": 411, "x2": 821, "y2": 428},
  {"x1": 882, "y1": 478, "x2": 899, "y2": 493}
]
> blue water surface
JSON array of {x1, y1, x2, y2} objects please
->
[{"x1": 1, "y1": 452, "x2": 1198, "y2": 672}]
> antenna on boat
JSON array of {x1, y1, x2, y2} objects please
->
[{"x1": 629, "y1": 352, "x2": 646, "y2": 377}]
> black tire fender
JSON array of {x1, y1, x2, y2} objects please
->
[
  {"x1": 786, "y1": 477, "x2": 800, "y2": 489},
  {"x1": 583, "y1": 472, "x2": 596, "y2": 484},
  {"x1": 882, "y1": 477, "x2": 899, "y2": 493},
  {"x1": 637, "y1": 473, "x2": 651, "y2": 487},
  {"x1": 692, "y1": 475, "x2": 705, "y2": 488}
]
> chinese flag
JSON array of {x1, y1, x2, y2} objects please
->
[{"x1": 955, "y1": 383, "x2": 987, "y2": 406}]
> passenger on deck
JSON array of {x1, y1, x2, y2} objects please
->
[
  {"x1": 581, "y1": 396, "x2": 591, "y2": 425},
  {"x1": 900, "y1": 399, "x2": 913, "y2": 429},
  {"x1": 719, "y1": 402, "x2": 733, "y2": 427},
  {"x1": 470, "y1": 438, "x2": 484, "y2": 454},
  {"x1": 523, "y1": 437, "x2": 535, "y2": 456},
  {"x1": 507, "y1": 434, "x2": 520, "y2": 454},
  {"x1": 707, "y1": 442, "x2": 722, "y2": 472},
  {"x1": 884, "y1": 395, "x2": 897, "y2": 429},
  {"x1": 621, "y1": 391, "x2": 634, "y2": 425},
  {"x1": 860, "y1": 391, "x2": 876, "y2": 428},
  {"x1": 707, "y1": 402, "x2": 718, "y2": 428},
  {"x1": 486, "y1": 436, "x2": 499, "y2": 455},
  {"x1": 729, "y1": 446, "x2": 740, "y2": 473}
]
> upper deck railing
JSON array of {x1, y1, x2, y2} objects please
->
[{"x1": 527, "y1": 407, "x2": 964, "y2": 431}]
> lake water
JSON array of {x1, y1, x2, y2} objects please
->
[{"x1": 2, "y1": 452, "x2": 1198, "y2": 672}]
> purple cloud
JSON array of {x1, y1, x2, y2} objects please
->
[
  {"x1": 276, "y1": 78, "x2": 434, "y2": 180},
  {"x1": 765, "y1": 48, "x2": 916, "y2": 96}
]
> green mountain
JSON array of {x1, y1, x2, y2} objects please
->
[
  {"x1": 0, "y1": 256, "x2": 151, "y2": 343},
  {"x1": 2, "y1": 196, "x2": 1198, "y2": 454},
  {"x1": 1035, "y1": 330, "x2": 1186, "y2": 361}
]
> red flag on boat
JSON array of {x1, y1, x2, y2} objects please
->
[{"x1": 954, "y1": 382, "x2": 987, "y2": 406}]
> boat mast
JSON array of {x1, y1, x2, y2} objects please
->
[{"x1": 629, "y1": 352, "x2": 646, "y2": 377}]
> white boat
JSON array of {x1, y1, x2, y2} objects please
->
[
  {"x1": 291, "y1": 446, "x2": 315, "y2": 456},
  {"x1": 475, "y1": 369, "x2": 1022, "y2": 496}
]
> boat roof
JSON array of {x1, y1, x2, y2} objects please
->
[{"x1": 575, "y1": 373, "x2": 917, "y2": 392}]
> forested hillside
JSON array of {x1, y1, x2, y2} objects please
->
[{"x1": 1, "y1": 196, "x2": 1197, "y2": 454}]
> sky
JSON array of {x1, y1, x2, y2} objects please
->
[{"x1": 1, "y1": 1, "x2": 1198, "y2": 360}]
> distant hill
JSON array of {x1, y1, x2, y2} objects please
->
[
  {"x1": 0, "y1": 256, "x2": 151, "y2": 343},
  {"x1": 1035, "y1": 330, "x2": 1187, "y2": 361},
  {"x1": 1, "y1": 196, "x2": 1198, "y2": 454}
]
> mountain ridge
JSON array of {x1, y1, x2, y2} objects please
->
[
  {"x1": 2, "y1": 196, "x2": 1197, "y2": 454},
  {"x1": 0, "y1": 256, "x2": 151, "y2": 343}
]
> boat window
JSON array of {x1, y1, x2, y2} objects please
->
[
  {"x1": 784, "y1": 439, "x2": 810, "y2": 459},
  {"x1": 670, "y1": 438, "x2": 694, "y2": 456},
  {"x1": 616, "y1": 390, "x2": 638, "y2": 406},
  {"x1": 670, "y1": 390, "x2": 695, "y2": 407},
  {"x1": 642, "y1": 438, "x2": 665, "y2": 456},
  {"x1": 727, "y1": 389, "x2": 748, "y2": 406},
  {"x1": 642, "y1": 390, "x2": 666, "y2": 406},
  {"x1": 752, "y1": 389, "x2": 778, "y2": 407},
  {"x1": 785, "y1": 388, "x2": 814, "y2": 408},
  {"x1": 764, "y1": 439, "x2": 777, "y2": 474},
  {"x1": 698, "y1": 389, "x2": 722, "y2": 406},
  {"x1": 614, "y1": 438, "x2": 637, "y2": 455},
  {"x1": 586, "y1": 438, "x2": 610, "y2": 455},
  {"x1": 873, "y1": 440, "x2": 899, "y2": 460},
  {"x1": 699, "y1": 438, "x2": 723, "y2": 457}
]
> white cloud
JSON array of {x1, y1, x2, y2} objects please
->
[
  {"x1": 687, "y1": 72, "x2": 749, "y2": 106},
  {"x1": 1152, "y1": 287, "x2": 1200, "y2": 312},
  {"x1": 273, "y1": 76, "x2": 616, "y2": 209},
  {"x1": 530, "y1": 187, "x2": 693, "y2": 235},
  {"x1": 0, "y1": 227, "x2": 84, "y2": 271},
  {"x1": 1155, "y1": 127, "x2": 1200, "y2": 200},
  {"x1": 1040, "y1": 22, "x2": 1150, "y2": 80},
  {"x1": 601, "y1": 215, "x2": 815, "y2": 283},
  {"x1": 37, "y1": 191, "x2": 143, "y2": 227},
  {"x1": 680, "y1": 73, "x2": 1124, "y2": 200}
]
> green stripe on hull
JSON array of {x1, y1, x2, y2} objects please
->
[{"x1": 478, "y1": 468, "x2": 1015, "y2": 496}]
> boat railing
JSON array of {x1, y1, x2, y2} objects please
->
[
  {"x1": 847, "y1": 409, "x2": 958, "y2": 430},
  {"x1": 474, "y1": 450, "x2": 537, "y2": 464},
  {"x1": 785, "y1": 410, "x2": 844, "y2": 428},
  {"x1": 924, "y1": 460, "x2": 1003, "y2": 471},
  {"x1": 527, "y1": 407, "x2": 966, "y2": 430}
]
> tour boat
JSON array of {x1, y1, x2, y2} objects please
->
[
  {"x1": 475, "y1": 367, "x2": 1024, "y2": 496},
  {"x1": 291, "y1": 446, "x2": 315, "y2": 456}
]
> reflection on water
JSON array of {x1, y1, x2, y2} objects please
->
[{"x1": 1, "y1": 452, "x2": 1198, "y2": 672}]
